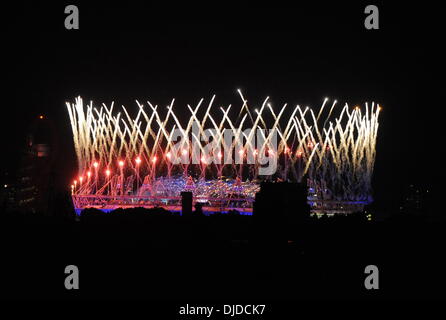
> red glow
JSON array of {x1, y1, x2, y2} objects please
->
[
  {"x1": 93, "y1": 162, "x2": 99, "y2": 168},
  {"x1": 166, "y1": 152, "x2": 171, "y2": 159},
  {"x1": 135, "y1": 157, "x2": 141, "y2": 165},
  {"x1": 118, "y1": 160, "x2": 124, "y2": 167},
  {"x1": 105, "y1": 169, "x2": 111, "y2": 176},
  {"x1": 152, "y1": 156, "x2": 157, "y2": 163}
]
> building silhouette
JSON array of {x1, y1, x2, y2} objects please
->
[
  {"x1": 253, "y1": 181, "x2": 310, "y2": 243},
  {"x1": 399, "y1": 184, "x2": 430, "y2": 215},
  {"x1": 12, "y1": 115, "x2": 58, "y2": 214}
]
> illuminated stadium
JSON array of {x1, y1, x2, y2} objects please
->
[{"x1": 67, "y1": 91, "x2": 380, "y2": 215}]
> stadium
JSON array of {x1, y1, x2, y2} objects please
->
[{"x1": 67, "y1": 91, "x2": 380, "y2": 215}]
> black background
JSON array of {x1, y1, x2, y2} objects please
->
[{"x1": 0, "y1": 1, "x2": 444, "y2": 305}]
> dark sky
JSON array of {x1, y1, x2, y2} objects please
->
[{"x1": 1, "y1": 2, "x2": 440, "y2": 215}]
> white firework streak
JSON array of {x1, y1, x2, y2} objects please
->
[{"x1": 66, "y1": 93, "x2": 380, "y2": 202}]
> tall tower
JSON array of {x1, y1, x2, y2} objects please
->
[{"x1": 15, "y1": 115, "x2": 58, "y2": 214}]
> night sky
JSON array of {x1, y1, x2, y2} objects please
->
[{"x1": 1, "y1": 2, "x2": 439, "y2": 216}]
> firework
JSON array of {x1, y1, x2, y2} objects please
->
[{"x1": 67, "y1": 92, "x2": 380, "y2": 213}]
